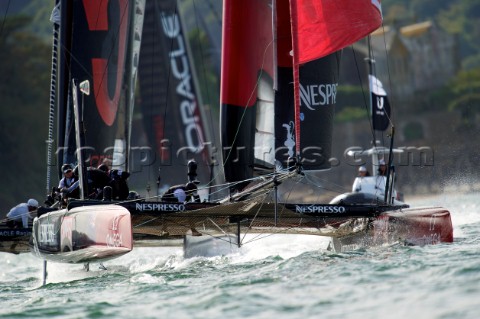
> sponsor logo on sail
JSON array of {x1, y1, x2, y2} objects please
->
[
  {"x1": 282, "y1": 121, "x2": 295, "y2": 158},
  {"x1": 161, "y1": 12, "x2": 205, "y2": 153},
  {"x1": 135, "y1": 203, "x2": 185, "y2": 212},
  {"x1": 300, "y1": 83, "x2": 338, "y2": 110},
  {"x1": 296, "y1": 205, "x2": 346, "y2": 214}
]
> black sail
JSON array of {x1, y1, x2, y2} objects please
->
[
  {"x1": 137, "y1": 0, "x2": 215, "y2": 195},
  {"x1": 275, "y1": 53, "x2": 341, "y2": 171},
  {"x1": 57, "y1": 0, "x2": 138, "y2": 172}
]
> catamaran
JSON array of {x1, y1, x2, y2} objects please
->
[
  {"x1": 1, "y1": 0, "x2": 453, "y2": 263},
  {"x1": 182, "y1": 0, "x2": 453, "y2": 255}
]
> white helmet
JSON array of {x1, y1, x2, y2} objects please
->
[{"x1": 27, "y1": 199, "x2": 39, "y2": 207}]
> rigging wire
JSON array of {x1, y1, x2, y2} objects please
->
[
  {"x1": 380, "y1": 24, "x2": 395, "y2": 126},
  {"x1": 351, "y1": 45, "x2": 377, "y2": 145},
  {"x1": 193, "y1": 0, "x2": 217, "y2": 149},
  {"x1": 303, "y1": 173, "x2": 350, "y2": 195},
  {"x1": 153, "y1": 0, "x2": 176, "y2": 196},
  {"x1": 0, "y1": 0, "x2": 11, "y2": 40},
  {"x1": 191, "y1": 0, "x2": 219, "y2": 164},
  {"x1": 368, "y1": 39, "x2": 387, "y2": 147},
  {"x1": 205, "y1": 0, "x2": 222, "y2": 28}
]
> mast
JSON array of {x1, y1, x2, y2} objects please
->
[
  {"x1": 367, "y1": 36, "x2": 376, "y2": 148},
  {"x1": 124, "y1": 0, "x2": 145, "y2": 172},
  {"x1": 46, "y1": 1, "x2": 61, "y2": 193},
  {"x1": 366, "y1": 35, "x2": 381, "y2": 176},
  {"x1": 289, "y1": 0, "x2": 301, "y2": 160},
  {"x1": 57, "y1": 0, "x2": 74, "y2": 172},
  {"x1": 366, "y1": 32, "x2": 396, "y2": 202},
  {"x1": 72, "y1": 80, "x2": 88, "y2": 199}
]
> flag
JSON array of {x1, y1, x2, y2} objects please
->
[{"x1": 369, "y1": 75, "x2": 391, "y2": 131}]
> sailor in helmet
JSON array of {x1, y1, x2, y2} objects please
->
[
  {"x1": 6, "y1": 198, "x2": 39, "y2": 228},
  {"x1": 378, "y1": 158, "x2": 387, "y2": 176},
  {"x1": 161, "y1": 182, "x2": 200, "y2": 203},
  {"x1": 358, "y1": 165, "x2": 370, "y2": 177},
  {"x1": 58, "y1": 163, "x2": 76, "y2": 191},
  {"x1": 352, "y1": 166, "x2": 369, "y2": 192},
  {"x1": 161, "y1": 159, "x2": 201, "y2": 203}
]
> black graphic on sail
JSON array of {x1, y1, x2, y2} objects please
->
[
  {"x1": 275, "y1": 54, "x2": 341, "y2": 171},
  {"x1": 56, "y1": 0, "x2": 140, "y2": 173},
  {"x1": 370, "y1": 74, "x2": 391, "y2": 131},
  {"x1": 138, "y1": 0, "x2": 216, "y2": 194}
]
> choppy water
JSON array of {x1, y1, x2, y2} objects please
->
[{"x1": 1, "y1": 193, "x2": 479, "y2": 319}]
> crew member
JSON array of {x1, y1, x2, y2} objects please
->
[
  {"x1": 162, "y1": 182, "x2": 200, "y2": 203},
  {"x1": 58, "y1": 163, "x2": 76, "y2": 191},
  {"x1": 352, "y1": 166, "x2": 369, "y2": 192},
  {"x1": 6, "y1": 199, "x2": 39, "y2": 228},
  {"x1": 378, "y1": 159, "x2": 388, "y2": 176}
]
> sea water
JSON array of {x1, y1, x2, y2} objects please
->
[{"x1": 1, "y1": 192, "x2": 479, "y2": 319}]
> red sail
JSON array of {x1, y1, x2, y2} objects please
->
[
  {"x1": 291, "y1": 0, "x2": 383, "y2": 64},
  {"x1": 289, "y1": 0, "x2": 382, "y2": 156}
]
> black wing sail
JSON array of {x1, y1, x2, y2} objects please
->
[
  {"x1": 137, "y1": 0, "x2": 216, "y2": 197},
  {"x1": 57, "y1": 0, "x2": 138, "y2": 171}
]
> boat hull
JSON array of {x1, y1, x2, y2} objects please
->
[
  {"x1": 0, "y1": 226, "x2": 32, "y2": 254},
  {"x1": 331, "y1": 206, "x2": 453, "y2": 252},
  {"x1": 183, "y1": 206, "x2": 453, "y2": 256},
  {"x1": 30, "y1": 204, "x2": 133, "y2": 263}
]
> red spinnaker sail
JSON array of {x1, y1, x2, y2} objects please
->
[
  {"x1": 290, "y1": 0, "x2": 382, "y2": 156},
  {"x1": 291, "y1": 0, "x2": 383, "y2": 64}
]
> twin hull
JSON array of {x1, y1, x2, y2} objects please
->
[
  {"x1": 183, "y1": 206, "x2": 453, "y2": 256},
  {"x1": 2, "y1": 201, "x2": 453, "y2": 259}
]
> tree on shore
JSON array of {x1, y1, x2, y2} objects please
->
[{"x1": 0, "y1": 15, "x2": 50, "y2": 214}]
